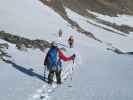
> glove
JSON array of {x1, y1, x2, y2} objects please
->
[
  {"x1": 71, "y1": 54, "x2": 76, "y2": 64},
  {"x1": 71, "y1": 54, "x2": 76, "y2": 60}
]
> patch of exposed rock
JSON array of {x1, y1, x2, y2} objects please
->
[{"x1": 0, "y1": 31, "x2": 50, "y2": 51}]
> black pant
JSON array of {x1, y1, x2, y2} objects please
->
[
  {"x1": 48, "y1": 70, "x2": 62, "y2": 84},
  {"x1": 69, "y1": 42, "x2": 73, "y2": 48}
]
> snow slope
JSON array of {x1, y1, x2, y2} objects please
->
[
  {"x1": 66, "y1": 8, "x2": 133, "y2": 52},
  {"x1": 0, "y1": 0, "x2": 133, "y2": 100},
  {"x1": 51, "y1": 31, "x2": 133, "y2": 100},
  {"x1": 0, "y1": 0, "x2": 69, "y2": 40},
  {"x1": 0, "y1": 39, "x2": 46, "y2": 100}
]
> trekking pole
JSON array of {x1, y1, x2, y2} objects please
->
[
  {"x1": 70, "y1": 64, "x2": 74, "y2": 80},
  {"x1": 73, "y1": 59, "x2": 74, "y2": 64},
  {"x1": 70, "y1": 59, "x2": 75, "y2": 80},
  {"x1": 73, "y1": 56, "x2": 76, "y2": 64},
  {"x1": 44, "y1": 65, "x2": 47, "y2": 81}
]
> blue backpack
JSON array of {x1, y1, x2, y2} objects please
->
[
  {"x1": 48, "y1": 47, "x2": 58, "y2": 66},
  {"x1": 44, "y1": 46, "x2": 61, "y2": 70}
]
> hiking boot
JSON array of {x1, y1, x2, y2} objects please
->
[
  {"x1": 57, "y1": 81, "x2": 62, "y2": 84},
  {"x1": 48, "y1": 80, "x2": 53, "y2": 85}
]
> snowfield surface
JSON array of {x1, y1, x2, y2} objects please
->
[
  {"x1": 51, "y1": 34, "x2": 133, "y2": 100},
  {"x1": 0, "y1": 0, "x2": 69, "y2": 40},
  {"x1": 0, "y1": 39, "x2": 45, "y2": 100},
  {"x1": 0, "y1": 0, "x2": 133, "y2": 100}
]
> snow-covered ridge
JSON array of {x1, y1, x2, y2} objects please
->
[{"x1": 87, "y1": 10, "x2": 133, "y2": 27}]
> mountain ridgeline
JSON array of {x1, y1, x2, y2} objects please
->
[
  {"x1": 41, "y1": 0, "x2": 133, "y2": 16},
  {"x1": 40, "y1": 0, "x2": 133, "y2": 37}
]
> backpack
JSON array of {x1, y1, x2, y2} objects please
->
[{"x1": 44, "y1": 46, "x2": 58, "y2": 68}]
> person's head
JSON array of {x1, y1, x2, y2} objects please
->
[
  {"x1": 69, "y1": 35, "x2": 74, "y2": 39},
  {"x1": 51, "y1": 41, "x2": 58, "y2": 48}
]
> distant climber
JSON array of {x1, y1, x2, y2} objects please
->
[
  {"x1": 44, "y1": 41, "x2": 76, "y2": 84},
  {"x1": 58, "y1": 29, "x2": 63, "y2": 38},
  {"x1": 68, "y1": 35, "x2": 74, "y2": 48}
]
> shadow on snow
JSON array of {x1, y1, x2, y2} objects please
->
[{"x1": 2, "y1": 59, "x2": 48, "y2": 82}]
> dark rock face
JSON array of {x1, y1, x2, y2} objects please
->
[
  {"x1": 95, "y1": 19, "x2": 133, "y2": 34},
  {"x1": 0, "y1": 43, "x2": 9, "y2": 49},
  {"x1": 107, "y1": 47, "x2": 133, "y2": 55},
  {"x1": 63, "y1": 0, "x2": 133, "y2": 16},
  {"x1": 0, "y1": 43, "x2": 11, "y2": 60},
  {"x1": 0, "y1": 31, "x2": 50, "y2": 51},
  {"x1": 41, "y1": 0, "x2": 133, "y2": 17}
]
